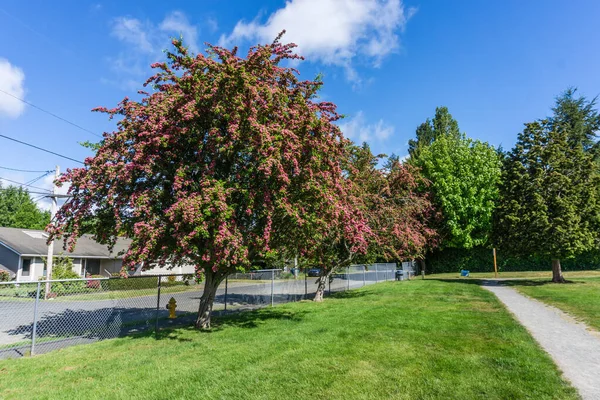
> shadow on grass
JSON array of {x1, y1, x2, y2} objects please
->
[
  {"x1": 212, "y1": 307, "x2": 309, "y2": 330},
  {"x1": 501, "y1": 279, "x2": 581, "y2": 287},
  {"x1": 428, "y1": 278, "x2": 582, "y2": 287},
  {"x1": 327, "y1": 290, "x2": 370, "y2": 299}
]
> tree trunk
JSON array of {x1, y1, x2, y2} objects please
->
[
  {"x1": 195, "y1": 269, "x2": 225, "y2": 329},
  {"x1": 551, "y1": 259, "x2": 566, "y2": 283},
  {"x1": 314, "y1": 269, "x2": 334, "y2": 302},
  {"x1": 419, "y1": 259, "x2": 426, "y2": 275}
]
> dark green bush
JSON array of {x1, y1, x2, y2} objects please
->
[{"x1": 426, "y1": 247, "x2": 600, "y2": 274}]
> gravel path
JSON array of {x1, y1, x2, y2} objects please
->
[{"x1": 482, "y1": 280, "x2": 600, "y2": 400}]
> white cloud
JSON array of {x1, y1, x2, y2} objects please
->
[
  {"x1": 0, "y1": 59, "x2": 26, "y2": 118},
  {"x1": 160, "y1": 11, "x2": 199, "y2": 54},
  {"x1": 338, "y1": 111, "x2": 394, "y2": 143},
  {"x1": 219, "y1": 0, "x2": 414, "y2": 82},
  {"x1": 111, "y1": 17, "x2": 155, "y2": 54},
  {"x1": 106, "y1": 11, "x2": 201, "y2": 90}
]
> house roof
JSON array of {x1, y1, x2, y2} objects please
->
[{"x1": 0, "y1": 227, "x2": 131, "y2": 258}]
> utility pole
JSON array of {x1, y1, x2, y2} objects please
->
[
  {"x1": 493, "y1": 248, "x2": 498, "y2": 279},
  {"x1": 44, "y1": 166, "x2": 59, "y2": 299}
]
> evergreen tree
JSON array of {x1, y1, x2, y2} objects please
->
[
  {"x1": 495, "y1": 90, "x2": 600, "y2": 282},
  {"x1": 408, "y1": 106, "x2": 460, "y2": 160},
  {"x1": 0, "y1": 184, "x2": 50, "y2": 230}
]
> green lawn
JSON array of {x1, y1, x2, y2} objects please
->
[
  {"x1": 0, "y1": 281, "x2": 578, "y2": 400},
  {"x1": 428, "y1": 270, "x2": 600, "y2": 280},
  {"x1": 506, "y1": 277, "x2": 600, "y2": 331}
]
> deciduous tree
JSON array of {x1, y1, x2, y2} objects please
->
[
  {"x1": 416, "y1": 134, "x2": 501, "y2": 249},
  {"x1": 310, "y1": 144, "x2": 437, "y2": 301},
  {"x1": 49, "y1": 34, "x2": 356, "y2": 328}
]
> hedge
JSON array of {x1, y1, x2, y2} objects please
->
[{"x1": 425, "y1": 247, "x2": 600, "y2": 274}]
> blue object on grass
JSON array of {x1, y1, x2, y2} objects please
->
[{"x1": 460, "y1": 269, "x2": 470, "y2": 277}]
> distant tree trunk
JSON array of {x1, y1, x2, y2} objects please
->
[
  {"x1": 195, "y1": 269, "x2": 225, "y2": 329},
  {"x1": 419, "y1": 259, "x2": 426, "y2": 275},
  {"x1": 314, "y1": 269, "x2": 334, "y2": 302},
  {"x1": 551, "y1": 259, "x2": 566, "y2": 283}
]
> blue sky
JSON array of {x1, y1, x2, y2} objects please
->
[{"x1": 1, "y1": 0, "x2": 600, "y2": 208}]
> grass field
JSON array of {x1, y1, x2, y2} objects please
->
[
  {"x1": 428, "y1": 270, "x2": 600, "y2": 280},
  {"x1": 0, "y1": 280, "x2": 578, "y2": 400},
  {"x1": 506, "y1": 277, "x2": 600, "y2": 331}
]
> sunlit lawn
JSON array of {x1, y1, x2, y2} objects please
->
[
  {"x1": 0, "y1": 280, "x2": 577, "y2": 400},
  {"x1": 505, "y1": 277, "x2": 600, "y2": 331},
  {"x1": 428, "y1": 270, "x2": 600, "y2": 280}
]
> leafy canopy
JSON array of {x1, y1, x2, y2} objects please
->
[
  {"x1": 49, "y1": 34, "x2": 358, "y2": 279},
  {"x1": 312, "y1": 143, "x2": 437, "y2": 273},
  {"x1": 0, "y1": 184, "x2": 50, "y2": 230},
  {"x1": 416, "y1": 133, "x2": 501, "y2": 249}
]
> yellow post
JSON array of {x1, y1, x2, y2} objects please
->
[
  {"x1": 493, "y1": 248, "x2": 498, "y2": 278},
  {"x1": 167, "y1": 297, "x2": 177, "y2": 319}
]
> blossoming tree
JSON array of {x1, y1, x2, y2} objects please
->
[
  {"x1": 48, "y1": 34, "x2": 357, "y2": 329},
  {"x1": 310, "y1": 144, "x2": 438, "y2": 301}
]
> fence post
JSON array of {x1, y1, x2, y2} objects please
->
[
  {"x1": 363, "y1": 266, "x2": 366, "y2": 287},
  {"x1": 224, "y1": 276, "x2": 228, "y2": 311},
  {"x1": 155, "y1": 275, "x2": 162, "y2": 337},
  {"x1": 375, "y1": 264, "x2": 378, "y2": 283},
  {"x1": 304, "y1": 270, "x2": 307, "y2": 298},
  {"x1": 347, "y1": 266, "x2": 350, "y2": 290},
  {"x1": 270, "y1": 270, "x2": 275, "y2": 307},
  {"x1": 30, "y1": 281, "x2": 41, "y2": 356}
]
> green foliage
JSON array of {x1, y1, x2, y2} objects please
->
[
  {"x1": 417, "y1": 133, "x2": 501, "y2": 249},
  {"x1": 44, "y1": 255, "x2": 79, "y2": 280},
  {"x1": 408, "y1": 106, "x2": 460, "y2": 159},
  {"x1": 0, "y1": 184, "x2": 50, "y2": 229},
  {"x1": 494, "y1": 89, "x2": 600, "y2": 261},
  {"x1": 41, "y1": 255, "x2": 85, "y2": 295},
  {"x1": 427, "y1": 247, "x2": 600, "y2": 274}
]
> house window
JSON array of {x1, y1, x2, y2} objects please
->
[
  {"x1": 85, "y1": 259, "x2": 101, "y2": 276},
  {"x1": 22, "y1": 258, "x2": 32, "y2": 277}
]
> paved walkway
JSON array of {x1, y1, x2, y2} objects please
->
[{"x1": 482, "y1": 281, "x2": 600, "y2": 400}]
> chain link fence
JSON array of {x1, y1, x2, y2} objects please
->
[{"x1": 0, "y1": 263, "x2": 401, "y2": 359}]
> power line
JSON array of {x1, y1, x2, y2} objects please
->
[
  {"x1": 0, "y1": 88, "x2": 102, "y2": 139},
  {"x1": 0, "y1": 134, "x2": 84, "y2": 165},
  {"x1": 0, "y1": 188, "x2": 70, "y2": 198},
  {"x1": 24, "y1": 171, "x2": 54, "y2": 187},
  {"x1": 0, "y1": 166, "x2": 54, "y2": 174},
  {"x1": 0, "y1": 176, "x2": 52, "y2": 192}
]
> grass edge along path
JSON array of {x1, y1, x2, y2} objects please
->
[
  {"x1": 505, "y1": 277, "x2": 600, "y2": 332},
  {"x1": 0, "y1": 281, "x2": 578, "y2": 400}
]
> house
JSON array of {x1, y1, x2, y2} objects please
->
[{"x1": 0, "y1": 227, "x2": 194, "y2": 281}]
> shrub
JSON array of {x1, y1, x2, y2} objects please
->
[
  {"x1": 0, "y1": 270, "x2": 10, "y2": 282},
  {"x1": 41, "y1": 255, "x2": 86, "y2": 295}
]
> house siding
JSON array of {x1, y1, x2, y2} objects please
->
[
  {"x1": 100, "y1": 259, "x2": 122, "y2": 276},
  {"x1": 139, "y1": 264, "x2": 196, "y2": 276},
  {"x1": 0, "y1": 243, "x2": 19, "y2": 274}
]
